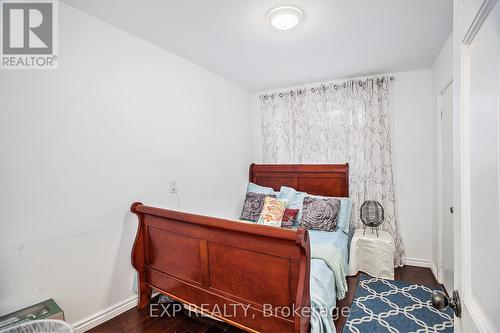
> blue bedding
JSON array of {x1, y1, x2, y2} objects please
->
[{"x1": 309, "y1": 230, "x2": 349, "y2": 333}]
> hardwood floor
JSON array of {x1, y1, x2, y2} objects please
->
[{"x1": 88, "y1": 266, "x2": 440, "y2": 333}]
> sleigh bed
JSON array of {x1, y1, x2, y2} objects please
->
[{"x1": 131, "y1": 164, "x2": 349, "y2": 333}]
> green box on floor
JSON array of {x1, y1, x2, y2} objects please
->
[{"x1": 0, "y1": 299, "x2": 64, "y2": 330}]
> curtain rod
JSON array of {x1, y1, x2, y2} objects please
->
[{"x1": 260, "y1": 75, "x2": 395, "y2": 99}]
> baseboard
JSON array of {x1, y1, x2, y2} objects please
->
[
  {"x1": 404, "y1": 258, "x2": 439, "y2": 282},
  {"x1": 72, "y1": 292, "x2": 159, "y2": 333},
  {"x1": 72, "y1": 295, "x2": 138, "y2": 333},
  {"x1": 405, "y1": 257, "x2": 432, "y2": 268},
  {"x1": 430, "y1": 262, "x2": 439, "y2": 282}
]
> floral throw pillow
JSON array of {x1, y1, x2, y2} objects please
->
[
  {"x1": 281, "y1": 208, "x2": 299, "y2": 227},
  {"x1": 258, "y1": 197, "x2": 288, "y2": 226},
  {"x1": 240, "y1": 192, "x2": 276, "y2": 222},
  {"x1": 299, "y1": 196, "x2": 341, "y2": 231}
]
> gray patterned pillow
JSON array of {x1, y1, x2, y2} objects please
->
[
  {"x1": 299, "y1": 196, "x2": 341, "y2": 231},
  {"x1": 240, "y1": 192, "x2": 276, "y2": 222}
]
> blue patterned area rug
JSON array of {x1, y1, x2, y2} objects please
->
[{"x1": 342, "y1": 274, "x2": 454, "y2": 333}]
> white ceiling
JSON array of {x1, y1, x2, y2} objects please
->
[{"x1": 62, "y1": 0, "x2": 452, "y2": 91}]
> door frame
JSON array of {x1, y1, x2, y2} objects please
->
[
  {"x1": 453, "y1": 0, "x2": 498, "y2": 331},
  {"x1": 436, "y1": 78, "x2": 453, "y2": 285}
]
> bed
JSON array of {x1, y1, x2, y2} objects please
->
[{"x1": 130, "y1": 163, "x2": 349, "y2": 333}]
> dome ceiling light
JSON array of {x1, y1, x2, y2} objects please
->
[{"x1": 267, "y1": 6, "x2": 303, "y2": 30}]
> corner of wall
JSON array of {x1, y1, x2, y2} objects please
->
[{"x1": 250, "y1": 92, "x2": 263, "y2": 163}]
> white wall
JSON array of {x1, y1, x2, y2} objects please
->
[
  {"x1": 431, "y1": 33, "x2": 453, "y2": 280},
  {"x1": 0, "y1": 3, "x2": 252, "y2": 324},
  {"x1": 251, "y1": 69, "x2": 435, "y2": 264},
  {"x1": 389, "y1": 70, "x2": 434, "y2": 264}
]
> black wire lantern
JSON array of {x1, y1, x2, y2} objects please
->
[{"x1": 360, "y1": 200, "x2": 384, "y2": 237}]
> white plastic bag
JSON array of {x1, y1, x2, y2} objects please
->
[{"x1": 0, "y1": 320, "x2": 74, "y2": 333}]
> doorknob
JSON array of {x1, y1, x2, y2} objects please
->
[
  {"x1": 431, "y1": 290, "x2": 462, "y2": 317},
  {"x1": 450, "y1": 206, "x2": 454, "y2": 214}
]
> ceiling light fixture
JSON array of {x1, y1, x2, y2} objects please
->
[{"x1": 267, "y1": 6, "x2": 303, "y2": 30}]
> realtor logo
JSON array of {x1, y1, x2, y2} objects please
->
[{"x1": 1, "y1": 0, "x2": 58, "y2": 69}]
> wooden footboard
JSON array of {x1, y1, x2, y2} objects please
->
[{"x1": 131, "y1": 202, "x2": 311, "y2": 333}]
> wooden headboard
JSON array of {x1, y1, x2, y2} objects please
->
[{"x1": 250, "y1": 163, "x2": 349, "y2": 197}]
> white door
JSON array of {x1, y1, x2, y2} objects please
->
[
  {"x1": 440, "y1": 84, "x2": 454, "y2": 294},
  {"x1": 453, "y1": 0, "x2": 500, "y2": 331}
]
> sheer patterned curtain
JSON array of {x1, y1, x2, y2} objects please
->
[{"x1": 260, "y1": 77, "x2": 405, "y2": 266}]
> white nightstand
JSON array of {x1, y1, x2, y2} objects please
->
[{"x1": 349, "y1": 228, "x2": 395, "y2": 280}]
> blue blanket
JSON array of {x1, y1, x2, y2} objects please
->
[{"x1": 309, "y1": 230, "x2": 349, "y2": 333}]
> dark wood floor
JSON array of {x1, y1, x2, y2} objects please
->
[{"x1": 88, "y1": 266, "x2": 440, "y2": 333}]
